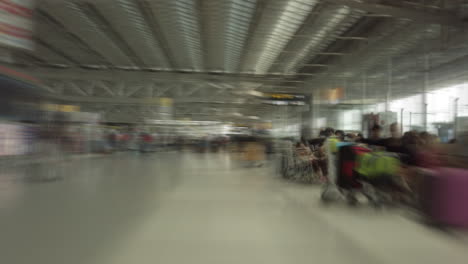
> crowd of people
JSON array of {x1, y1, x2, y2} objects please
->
[
  {"x1": 6, "y1": 120, "x2": 181, "y2": 157},
  {"x1": 287, "y1": 123, "x2": 453, "y2": 207}
]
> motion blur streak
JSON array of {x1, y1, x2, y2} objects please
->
[{"x1": 2, "y1": 0, "x2": 468, "y2": 263}]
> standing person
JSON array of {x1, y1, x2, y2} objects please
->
[
  {"x1": 362, "y1": 124, "x2": 384, "y2": 146},
  {"x1": 108, "y1": 129, "x2": 117, "y2": 151},
  {"x1": 300, "y1": 136, "x2": 310, "y2": 147},
  {"x1": 244, "y1": 136, "x2": 265, "y2": 167},
  {"x1": 346, "y1": 133, "x2": 357, "y2": 142},
  {"x1": 381, "y1": 123, "x2": 403, "y2": 152},
  {"x1": 355, "y1": 133, "x2": 364, "y2": 143},
  {"x1": 121, "y1": 131, "x2": 130, "y2": 150},
  {"x1": 35, "y1": 117, "x2": 67, "y2": 181},
  {"x1": 319, "y1": 128, "x2": 327, "y2": 138},
  {"x1": 335, "y1": 130, "x2": 345, "y2": 141},
  {"x1": 90, "y1": 124, "x2": 104, "y2": 153},
  {"x1": 139, "y1": 132, "x2": 153, "y2": 153},
  {"x1": 321, "y1": 128, "x2": 344, "y2": 202},
  {"x1": 416, "y1": 132, "x2": 441, "y2": 168}
]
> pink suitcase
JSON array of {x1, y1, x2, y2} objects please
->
[{"x1": 421, "y1": 167, "x2": 468, "y2": 228}]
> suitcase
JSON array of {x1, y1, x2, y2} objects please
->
[{"x1": 421, "y1": 168, "x2": 468, "y2": 228}]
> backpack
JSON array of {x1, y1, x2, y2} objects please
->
[{"x1": 356, "y1": 151, "x2": 400, "y2": 179}]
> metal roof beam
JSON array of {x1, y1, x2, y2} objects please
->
[
  {"x1": 125, "y1": 85, "x2": 145, "y2": 97},
  {"x1": 68, "y1": 82, "x2": 88, "y2": 96},
  {"x1": 326, "y1": 0, "x2": 463, "y2": 27},
  {"x1": 19, "y1": 67, "x2": 306, "y2": 84},
  {"x1": 154, "y1": 85, "x2": 173, "y2": 97},
  {"x1": 49, "y1": 94, "x2": 250, "y2": 106},
  {"x1": 95, "y1": 81, "x2": 115, "y2": 96}
]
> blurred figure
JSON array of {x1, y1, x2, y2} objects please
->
[
  {"x1": 362, "y1": 124, "x2": 383, "y2": 146},
  {"x1": 355, "y1": 133, "x2": 364, "y2": 143},
  {"x1": 345, "y1": 133, "x2": 357, "y2": 142},
  {"x1": 107, "y1": 129, "x2": 117, "y2": 151},
  {"x1": 120, "y1": 131, "x2": 131, "y2": 150},
  {"x1": 300, "y1": 136, "x2": 310, "y2": 150},
  {"x1": 90, "y1": 124, "x2": 105, "y2": 153},
  {"x1": 243, "y1": 137, "x2": 265, "y2": 167},
  {"x1": 416, "y1": 132, "x2": 441, "y2": 168},
  {"x1": 398, "y1": 131, "x2": 421, "y2": 166},
  {"x1": 295, "y1": 142, "x2": 312, "y2": 156},
  {"x1": 140, "y1": 132, "x2": 154, "y2": 153},
  {"x1": 335, "y1": 130, "x2": 345, "y2": 141},
  {"x1": 322, "y1": 127, "x2": 335, "y2": 138},
  {"x1": 389, "y1": 122, "x2": 400, "y2": 138},
  {"x1": 399, "y1": 131, "x2": 442, "y2": 200},
  {"x1": 382, "y1": 122, "x2": 403, "y2": 152},
  {"x1": 35, "y1": 118, "x2": 68, "y2": 181},
  {"x1": 319, "y1": 128, "x2": 326, "y2": 138},
  {"x1": 419, "y1": 131, "x2": 431, "y2": 145},
  {"x1": 321, "y1": 127, "x2": 344, "y2": 202},
  {"x1": 319, "y1": 127, "x2": 333, "y2": 138}
]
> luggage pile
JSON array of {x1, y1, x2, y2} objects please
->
[
  {"x1": 318, "y1": 136, "x2": 468, "y2": 228},
  {"x1": 278, "y1": 139, "x2": 325, "y2": 183},
  {"x1": 278, "y1": 127, "x2": 468, "y2": 228}
]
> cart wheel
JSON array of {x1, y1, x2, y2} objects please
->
[
  {"x1": 346, "y1": 195, "x2": 359, "y2": 206},
  {"x1": 320, "y1": 194, "x2": 333, "y2": 206}
]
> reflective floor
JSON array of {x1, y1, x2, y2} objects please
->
[{"x1": 0, "y1": 152, "x2": 467, "y2": 264}]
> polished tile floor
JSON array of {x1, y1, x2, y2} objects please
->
[{"x1": 0, "y1": 152, "x2": 467, "y2": 264}]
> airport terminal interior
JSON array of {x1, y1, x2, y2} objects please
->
[{"x1": 1, "y1": 0, "x2": 468, "y2": 263}]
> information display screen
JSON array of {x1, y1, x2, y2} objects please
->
[{"x1": 261, "y1": 93, "x2": 306, "y2": 106}]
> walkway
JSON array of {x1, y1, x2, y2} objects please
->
[{"x1": 0, "y1": 152, "x2": 467, "y2": 264}]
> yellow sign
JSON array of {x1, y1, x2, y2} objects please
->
[
  {"x1": 42, "y1": 103, "x2": 58, "y2": 111},
  {"x1": 59, "y1": 105, "x2": 80, "y2": 112},
  {"x1": 41, "y1": 104, "x2": 80, "y2": 112},
  {"x1": 321, "y1": 87, "x2": 344, "y2": 102},
  {"x1": 268, "y1": 93, "x2": 295, "y2": 99},
  {"x1": 233, "y1": 124, "x2": 249, "y2": 127},
  {"x1": 260, "y1": 122, "x2": 272, "y2": 129},
  {"x1": 160, "y1": 97, "x2": 173, "y2": 107}
]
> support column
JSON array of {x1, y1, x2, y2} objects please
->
[
  {"x1": 400, "y1": 108, "x2": 404, "y2": 134},
  {"x1": 301, "y1": 94, "x2": 314, "y2": 139},
  {"x1": 313, "y1": 90, "x2": 321, "y2": 136},
  {"x1": 423, "y1": 53, "x2": 430, "y2": 131},
  {"x1": 409, "y1": 112, "x2": 413, "y2": 129},
  {"x1": 386, "y1": 58, "x2": 393, "y2": 112},
  {"x1": 361, "y1": 73, "x2": 367, "y2": 132},
  {"x1": 159, "y1": 97, "x2": 174, "y2": 120},
  {"x1": 454, "y1": 97, "x2": 460, "y2": 140}
]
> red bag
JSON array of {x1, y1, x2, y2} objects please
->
[{"x1": 337, "y1": 145, "x2": 371, "y2": 189}]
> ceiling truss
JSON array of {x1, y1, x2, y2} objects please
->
[{"x1": 3, "y1": 0, "x2": 468, "y2": 122}]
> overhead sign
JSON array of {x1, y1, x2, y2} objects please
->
[
  {"x1": 264, "y1": 93, "x2": 305, "y2": 101},
  {"x1": 321, "y1": 87, "x2": 344, "y2": 104},
  {"x1": 262, "y1": 93, "x2": 306, "y2": 106},
  {"x1": 59, "y1": 104, "x2": 80, "y2": 112},
  {"x1": 159, "y1": 97, "x2": 173, "y2": 107},
  {"x1": 262, "y1": 100, "x2": 306, "y2": 106},
  {"x1": 41, "y1": 103, "x2": 80, "y2": 112},
  {"x1": 0, "y1": 0, "x2": 34, "y2": 50}
]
